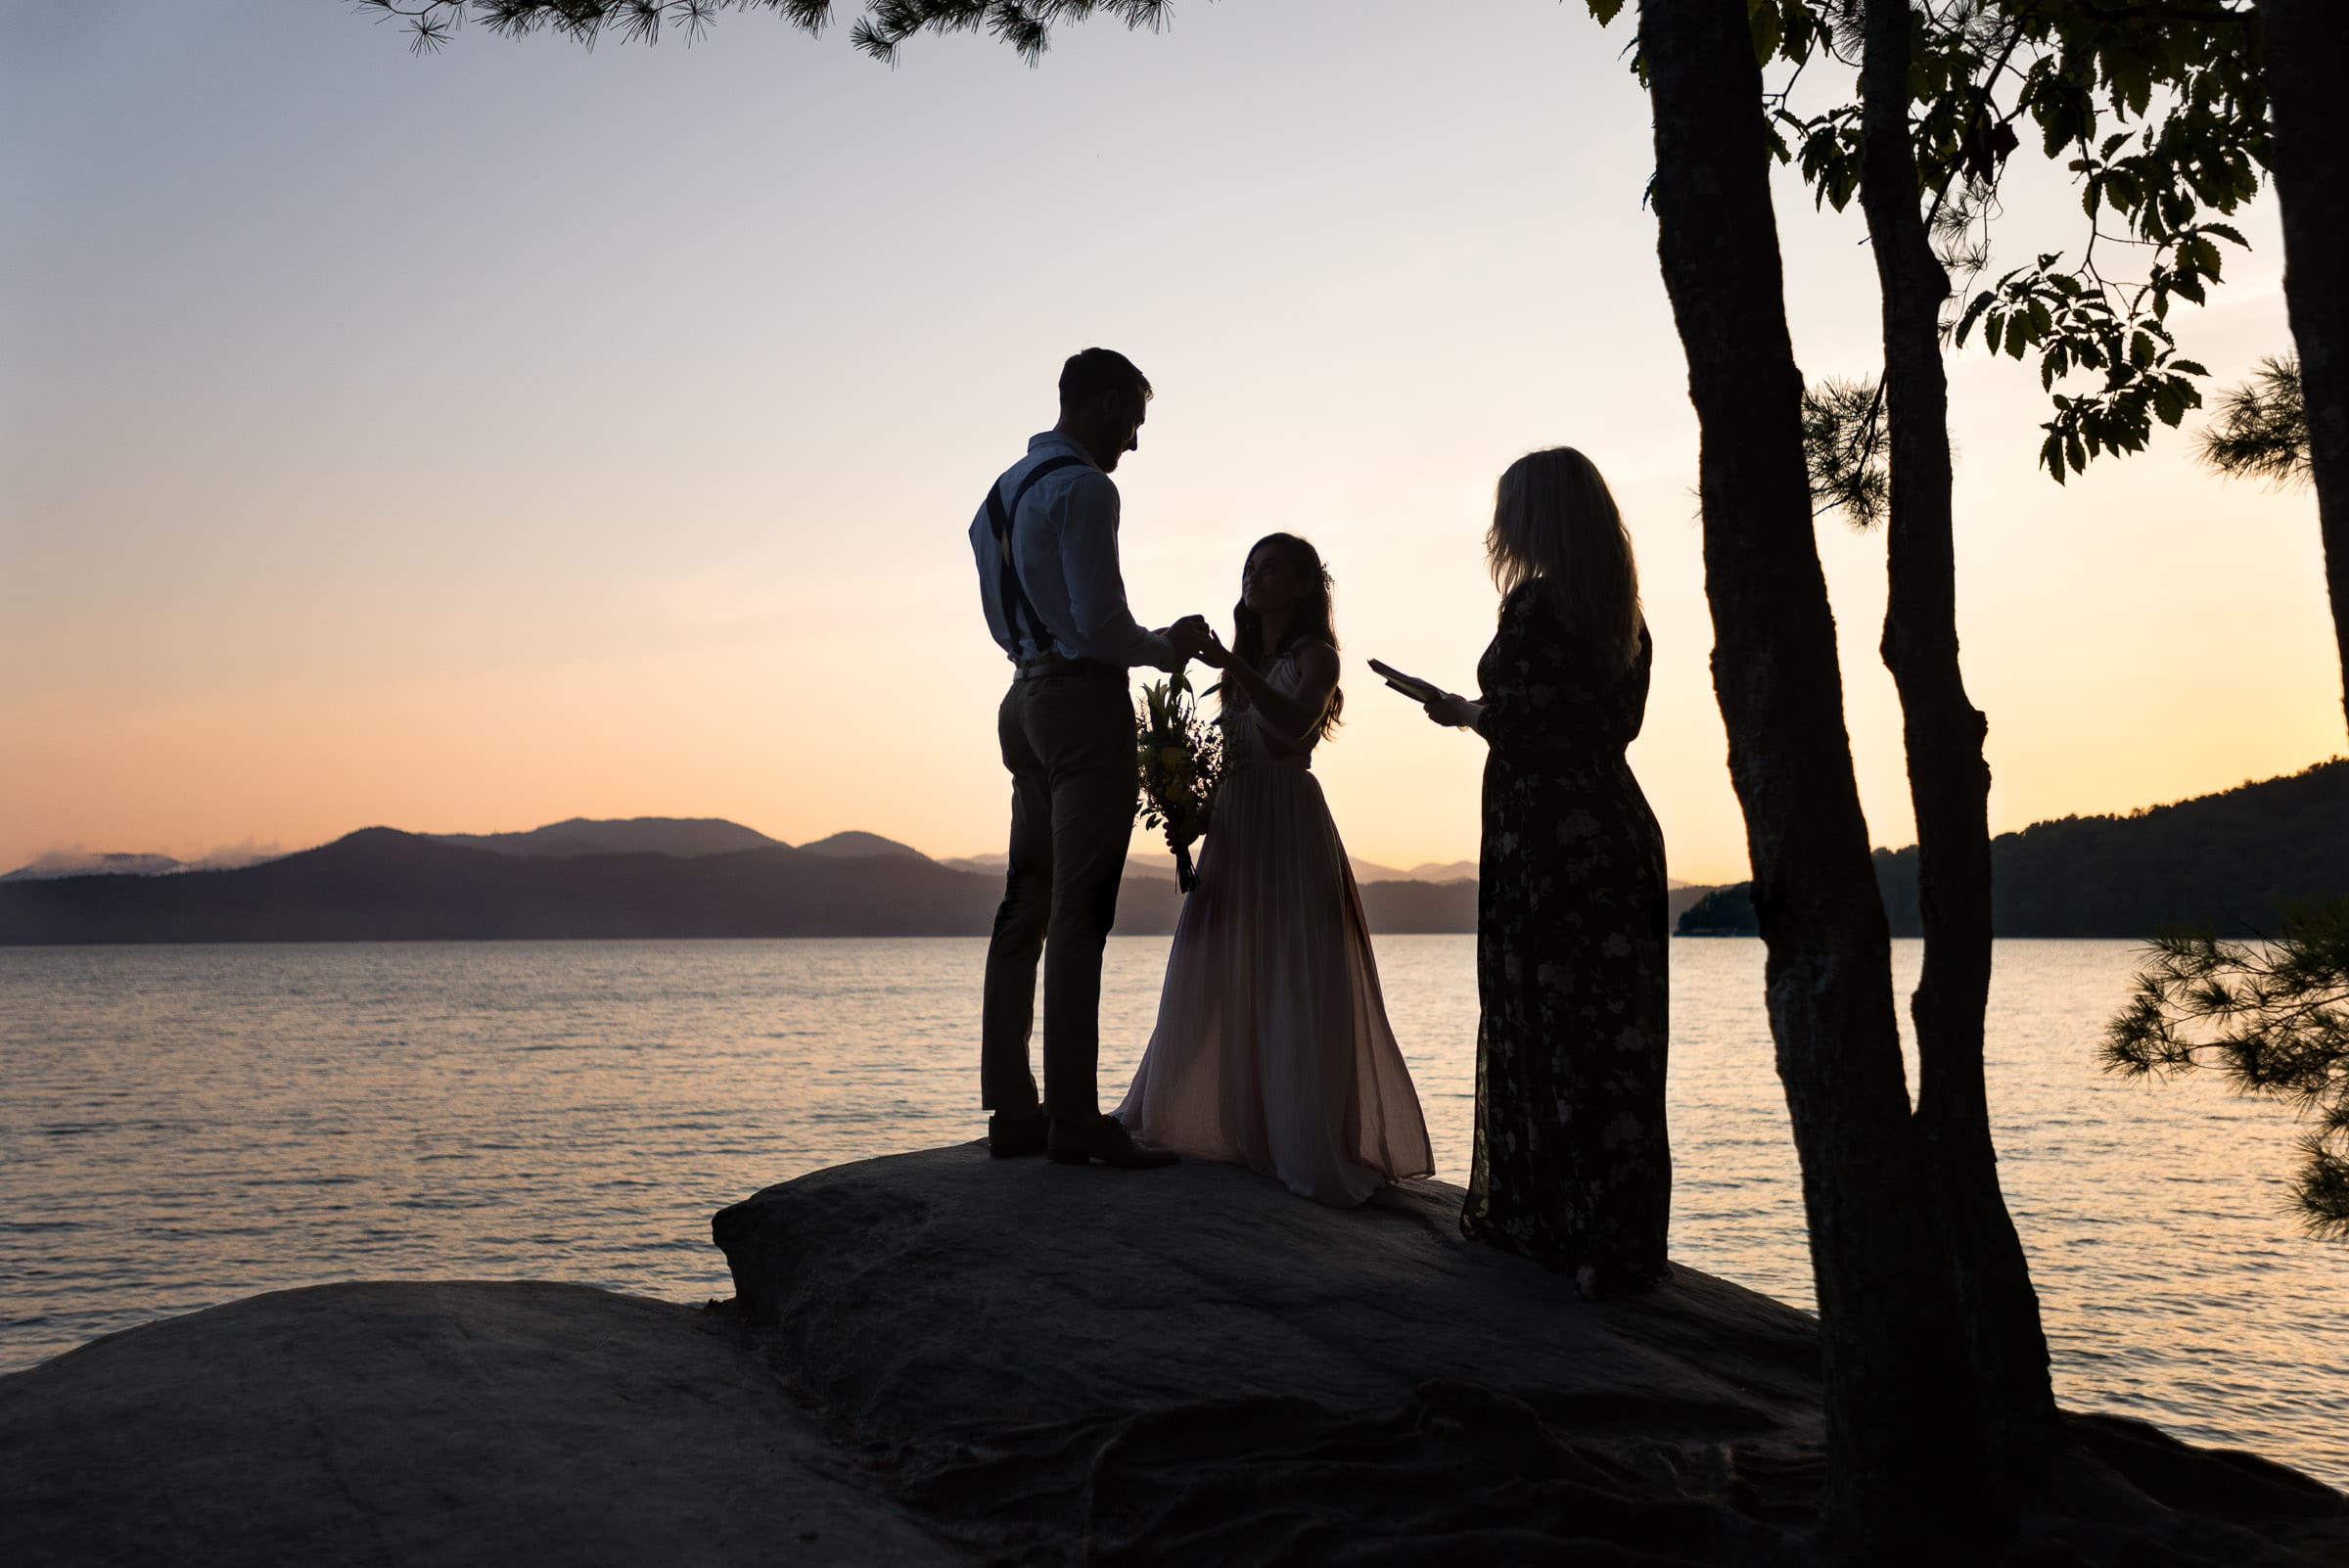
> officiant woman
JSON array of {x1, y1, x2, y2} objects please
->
[{"x1": 1420, "y1": 446, "x2": 1671, "y2": 1298}]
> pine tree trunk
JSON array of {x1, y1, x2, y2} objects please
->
[
  {"x1": 1857, "y1": 0, "x2": 2056, "y2": 1438},
  {"x1": 1635, "y1": 0, "x2": 2005, "y2": 1556},
  {"x1": 2255, "y1": 0, "x2": 2349, "y2": 739}
]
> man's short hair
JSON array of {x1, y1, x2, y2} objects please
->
[{"x1": 1058, "y1": 347, "x2": 1152, "y2": 414}]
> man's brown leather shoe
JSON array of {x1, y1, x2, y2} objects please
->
[
  {"x1": 1048, "y1": 1114, "x2": 1177, "y2": 1169},
  {"x1": 988, "y1": 1107, "x2": 1050, "y2": 1159}
]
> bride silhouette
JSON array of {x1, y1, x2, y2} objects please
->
[{"x1": 1117, "y1": 533, "x2": 1434, "y2": 1205}]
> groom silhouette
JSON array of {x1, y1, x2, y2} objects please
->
[{"x1": 970, "y1": 348, "x2": 1207, "y2": 1168}]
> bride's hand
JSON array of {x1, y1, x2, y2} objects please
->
[{"x1": 1192, "y1": 627, "x2": 1231, "y2": 669}]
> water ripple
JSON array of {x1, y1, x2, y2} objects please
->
[{"x1": 0, "y1": 936, "x2": 2341, "y2": 1488}]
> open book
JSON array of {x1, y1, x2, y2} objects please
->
[{"x1": 1367, "y1": 658, "x2": 1448, "y2": 705}]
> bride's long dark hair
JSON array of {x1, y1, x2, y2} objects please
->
[{"x1": 1230, "y1": 531, "x2": 1344, "y2": 744}]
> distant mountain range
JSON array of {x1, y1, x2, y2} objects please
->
[
  {"x1": 35, "y1": 752, "x2": 2325, "y2": 945},
  {"x1": 1678, "y1": 759, "x2": 2349, "y2": 938},
  {"x1": 0, "y1": 847, "x2": 282, "y2": 882},
  {"x1": 0, "y1": 818, "x2": 1503, "y2": 945},
  {"x1": 426, "y1": 817, "x2": 785, "y2": 859},
  {"x1": 5, "y1": 822, "x2": 1480, "y2": 890},
  {"x1": 0, "y1": 852, "x2": 189, "y2": 883},
  {"x1": 937, "y1": 851, "x2": 1488, "y2": 887}
]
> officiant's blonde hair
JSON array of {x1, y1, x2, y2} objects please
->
[{"x1": 1487, "y1": 447, "x2": 1643, "y2": 673}]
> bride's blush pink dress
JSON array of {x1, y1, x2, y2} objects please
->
[{"x1": 1116, "y1": 643, "x2": 1435, "y2": 1206}]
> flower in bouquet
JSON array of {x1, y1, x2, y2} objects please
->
[{"x1": 1134, "y1": 669, "x2": 1222, "y2": 892}]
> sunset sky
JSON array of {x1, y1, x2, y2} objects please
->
[{"x1": 3, "y1": 0, "x2": 2338, "y2": 886}]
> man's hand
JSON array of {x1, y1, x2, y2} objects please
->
[{"x1": 1166, "y1": 615, "x2": 1215, "y2": 662}]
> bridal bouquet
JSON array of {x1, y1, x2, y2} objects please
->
[{"x1": 1134, "y1": 669, "x2": 1222, "y2": 893}]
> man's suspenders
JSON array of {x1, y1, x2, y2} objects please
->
[{"x1": 984, "y1": 454, "x2": 1087, "y2": 659}]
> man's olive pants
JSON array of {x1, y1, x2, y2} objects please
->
[{"x1": 980, "y1": 673, "x2": 1136, "y2": 1123}]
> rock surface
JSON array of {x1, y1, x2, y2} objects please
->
[
  {"x1": 717, "y1": 1144, "x2": 1830, "y2": 1563},
  {"x1": 716, "y1": 1142, "x2": 1823, "y2": 1441},
  {"x1": 0, "y1": 1280, "x2": 952, "y2": 1567},
  {"x1": 715, "y1": 1144, "x2": 2349, "y2": 1566},
  {"x1": 7, "y1": 1147, "x2": 2344, "y2": 1566}
]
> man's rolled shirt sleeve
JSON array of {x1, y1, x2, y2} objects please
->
[{"x1": 1056, "y1": 470, "x2": 1176, "y2": 669}]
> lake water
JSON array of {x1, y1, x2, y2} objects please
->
[{"x1": 1, "y1": 938, "x2": 2341, "y2": 1487}]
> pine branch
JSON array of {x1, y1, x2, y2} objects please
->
[
  {"x1": 353, "y1": 0, "x2": 1179, "y2": 61},
  {"x1": 2196, "y1": 355, "x2": 2312, "y2": 488},
  {"x1": 1801, "y1": 377, "x2": 1892, "y2": 529},
  {"x1": 2104, "y1": 904, "x2": 2349, "y2": 1239}
]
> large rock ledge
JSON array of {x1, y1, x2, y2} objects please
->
[
  {"x1": 714, "y1": 1143, "x2": 1824, "y2": 1473},
  {"x1": 5, "y1": 1145, "x2": 2344, "y2": 1565},
  {"x1": 715, "y1": 1146, "x2": 2346, "y2": 1566},
  {"x1": 712, "y1": 1146, "x2": 1838, "y2": 1563},
  {"x1": 0, "y1": 1279, "x2": 952, "y2": 1568}
]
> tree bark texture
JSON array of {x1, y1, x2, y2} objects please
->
[
  {"x1": 1635, "y1": 0, "x2": 2005, "y2": 1556},
  {"x1": 2255, "y1": 0, "x2": 2349, "y2": 739},
  {"x1": 1857, "y1": 0, "x2": 2055, "y2": 1437}
]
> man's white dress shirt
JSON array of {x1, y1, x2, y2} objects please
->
[{"x1": 970, "y1": 431, "x2": 1176, "y2": 670}]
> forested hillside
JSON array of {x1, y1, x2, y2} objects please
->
[{"x1": 1679, "y1": 761, "x2": 2349, "y2": 938}]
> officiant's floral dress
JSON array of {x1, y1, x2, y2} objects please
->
[{"x1": 1461, "y1": 584, "x2": 1670, "y2": 1294}]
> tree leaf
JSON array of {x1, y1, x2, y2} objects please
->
[
  {"x1": 1956, "y1": 290, "x2": 1994, "y2": 347},
  {"x1": 2042, "y1": 342, "x2": 2068, "y2": 392},
  {"x1": 2154, "y1": 378, "x2": 2188, "y2": 428}
]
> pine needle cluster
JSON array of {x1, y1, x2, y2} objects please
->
[
  {"x1": 2104, "y1": 904, "x2": 2349, "y2": 1239},
  {"x1": 352, "y1": 0, "x2": 1174, "y2": 62},
  {"x1": 1800, "y1": 377, "x2": 1891, "y2": 530},
  {"x1": 2195, "y1": 355, "x2": 2312, "y2": 489}
]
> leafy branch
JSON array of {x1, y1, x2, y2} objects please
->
[
  {"x1": 1952, "y1": 248, "x2": 2218, "y2": 481},
  {"x1": 1743, "y1": 0, "x2": 2270, "y2": 501}
]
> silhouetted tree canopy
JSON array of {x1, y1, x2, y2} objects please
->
[
  {"x1": 1677, "y1": 759, "x2": 2349, "y2": 939},
  {"x1": 1677, "y1": 881, "x2": 1757, "y2": 936}
]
